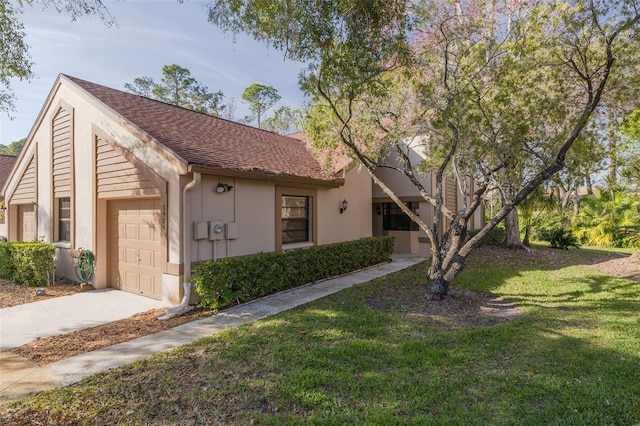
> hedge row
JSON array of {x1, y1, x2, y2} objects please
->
[
  {"x1": 0, "y1": 242, "x2": 56, "y2": 287},
  {"x1": 468, "y1": 227, "x2": 506, "y2": 247},
  {"x1": 193, "y1": 236, "x2": 395, "y2": 311}
]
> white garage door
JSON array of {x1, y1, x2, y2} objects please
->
[{"x1": 108, "y1": 198, "x2": 162, "y2": 300}]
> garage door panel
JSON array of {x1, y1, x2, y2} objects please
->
[
  {"x1": 138, "y1": 223, "x2": 153, "y2": 241},
  {"x1": 108, "y1": 198, "x2": 162, "y2": 300}
]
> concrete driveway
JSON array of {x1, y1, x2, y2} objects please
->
[{"x1": 0, "y1": 289, "x2": 163, "y2": 350}]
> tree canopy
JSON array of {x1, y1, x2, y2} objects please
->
[
  {"x1": 208, "y1": 0, "x2": 640, "y2": 299},
  {"x1": 125, "y1": 64, "x2": 226, "y2": 116},
  {"x1": 241, "y1": 83, "x2": 281, "y2": 128},
  {"x1": 0, "y1": 138, "x2": 26, "y2": 156},
  {"x1": 0, "y1": 0, "x2": 114, "y2": 114}
]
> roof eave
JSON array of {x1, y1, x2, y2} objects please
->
[{"x1": 188, "y1": 165, "x2": 345, "y2": 189}]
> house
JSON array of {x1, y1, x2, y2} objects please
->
[
  {"x1": 2, "y1": 75, "x2": 483, "y2": 305},
  {"x1": 0, "y1": 154, "x2": 18, "y2": 240},
  {"x1": 2, "y1": 75, "x2": 373, "y2": 305}
]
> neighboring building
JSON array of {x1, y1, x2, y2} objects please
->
[
  {"x1": 371, "y1": 144, "x2": 484, "y2": 256},
  {"x1": 2, "y1": 74, "x2": 483, "y2": 305},
  {"x1": 0, "y1": 154, "x2": 18, "y2": 240}
]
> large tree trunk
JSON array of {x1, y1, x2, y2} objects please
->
[
  {"x1": 426, "y1": 276, "x2": 449, "y2": 300},
  {"x1": 501, "y1": 188, "x2": 524, "y2": 249},
  {"x1": 503, "y1": 208, "x2": 524, "y2": 248},
  {"x1": 426, "y1": 256, "x2": 452, "y2": 300}
]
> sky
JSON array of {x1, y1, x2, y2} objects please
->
[{"x1": 0, "y1": 0, "x2": 307, "y2": 146}]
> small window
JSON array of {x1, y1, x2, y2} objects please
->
[
  {"x1": 282, "y1": 195, "x2": 310, "y2": 244},
  {"x1": 58, "y1": 197, "x2": 71, "y2": 242},
  {"x1": 383, "y1": 202, "x2": 419, "y2": 231}
]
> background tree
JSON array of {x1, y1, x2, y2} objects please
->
[
  {"x1": 262, "y1": 106, "x2": 301, "y2": 134},
  {"x1": 241, "y1": 83, "x2": 280, "y2": 128},
  {"x1": 1, "y1": 0, "x2": 33, "y2": 113},
  {"x1": 124, "y1": 76, "x2": 156, "y2": 98},
  {"x1": 0, "y1": 138, "x2": 26, "y2": 155},
  {"x1": 0, "y1": 0, "x2": 114, "y2": 113},
  {"x1": 125, "y1": 64, "x2": 225, "y2": 116},
  {"x1": 208, "y1": 0, "x2": 640, "y2": 300}
]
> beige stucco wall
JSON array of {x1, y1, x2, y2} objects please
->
[
  {"x1": 372, "y1": 142, "x2": 433, "y2": 199},
  {"x1": 317, "y1": 166, "x2": 372, "y2": 245},
  {"x1": 188, "y1": 175, "x2": 277, "y2": 262},
  {"x1": 187, "y1": 167, "x2": 373, "y2": 264}
]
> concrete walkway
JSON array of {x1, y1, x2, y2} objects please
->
[{"x1": 0, "y1": 255, "x2": 424, "y2": 403}]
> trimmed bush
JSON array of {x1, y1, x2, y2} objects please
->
[
  {"x1": 193, "y1": 236, "x2": 395, "y2": 311},
  {"x1": 0, "y1": 242, "x2": 56, "y2": 287},
  {"x1": 468, "y1": 227, "x2": 506, "y2": 247}
]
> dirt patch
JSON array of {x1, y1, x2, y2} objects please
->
[
  {"x1": 0, "y1": 279, "x2": 87, "y2": 308},
  {"x1": 367, "y1": 282, "x2": 524, "y2": 327},
  {"x1": 10, "y1": 308, "x2": 213, "y2": 365},
  {"x1": 590, "y1": 251, "x2": 640, "y2": 282}
]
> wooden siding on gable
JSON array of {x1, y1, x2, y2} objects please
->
[
  {"x1": 445, "y1": 176, "x2": 457, "y2": 212},
  {"x1": 52, "y1": 107, "x2": 72, "y2": 198},
  {"x1": 96, "y1": 137, "x2": 161, "y2": 199},
  {"x1": 10, "y1": 156, "x2": 36, "y2": 204}
]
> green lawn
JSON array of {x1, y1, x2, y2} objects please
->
[{"x1": 3, "y1": 246, "x2": 639, "y2": 425}]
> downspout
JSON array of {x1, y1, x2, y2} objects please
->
[{"x1": 158, "y1": 172, "x2": 201, "y2": 320}]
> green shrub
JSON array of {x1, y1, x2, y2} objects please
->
[
  {"x1": 468, "y1": 227, "x2": 506, "y2": 247},
  {"x1": 537, "y1": 228, "x2": 581, "y2": 250},
  {"x1": 0, "y1": 242, "x2": 56, "y2": 286},
  {"x1": 193, "y1": 236, "x2": 395, "y2": 311}
]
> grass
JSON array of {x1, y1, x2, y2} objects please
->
[{"x1": 3, "y1": 245, "x2": 640, "y2": 425}]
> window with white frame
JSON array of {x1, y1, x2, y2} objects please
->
[{"x1": 57, "y1": 197, "x2": 71, "y2": 242}]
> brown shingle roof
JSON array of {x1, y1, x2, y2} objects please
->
[
  {"x1": 0, "y1": 154, "x2": 17, "y2": 198},
  {"x1": 64, "y1": 75, "x2": 336, "y2": 183}
]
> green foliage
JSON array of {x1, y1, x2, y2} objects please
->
[
  {"x1": 241, "y1": 83, "x2": 281, "y2": 127},
  {"x1": 571, "y1": 185, "x2": 640, "y2": 248},
  {"x1": 468, "y1": 227, "x2": 505, "y2": 247},
  {"x1": 0, "y1": 242, "x2": 55, "y2": 286},
  {"x1": 0, "y1": 138, "x2": 25, "y2": 155},
  {"x1": 125, "y1": 64, "x2": 225, "y2": 116},
  {"x1": 537, "y1": 228, "x2": 581, "y2": 250},
  {"x1": 193, "y1": 237, "x2": 394, "y2": 311},
  {"x1": 1, "y1": 0, "x2": 115, "y2": 113},
  {"x1": 0, "y1": 0, "x2": 33, "y2": 113},
  {"x1": 262, "y1": 106, "x2": 301, "y2": 134}
]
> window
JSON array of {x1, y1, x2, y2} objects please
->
[
  {"x1": 58, "y1": 197, "x2": 71, "y2": 242},
  {"x1": 383, "y1": 202, "x2": 419, "y2": 231},
  {"x1": 282, "y1": 195, "x2": 310, "y2": 244}
]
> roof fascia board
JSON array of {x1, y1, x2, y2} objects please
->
[{"x1": 188, "y1": 165, "x2": 345, "y2": 189}]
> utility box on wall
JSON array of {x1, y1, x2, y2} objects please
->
[
  {"x1": 225, "y1": 222, "x2": 239, "y2": 240},
  {"x1": 209, "y1": 221, "x2": 224, "y2": 240},
  {"x1": 193, "y1": 222, "x2": 208, "y2": 240}
]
